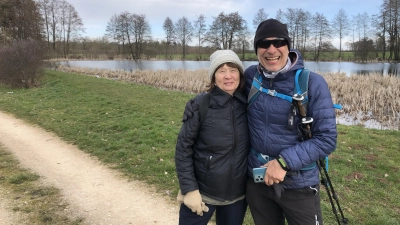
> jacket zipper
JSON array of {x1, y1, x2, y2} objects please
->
[{"x1": 225, "y1": 97, "x2": 237, "y2": 199}]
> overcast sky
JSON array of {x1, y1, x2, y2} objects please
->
[{"x1": 66, "y1": 0, "x2": 381, "y2": 47}]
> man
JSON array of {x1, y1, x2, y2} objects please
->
[{"x1": 245, "y1": 18, "x2": 338, "y2": 225}]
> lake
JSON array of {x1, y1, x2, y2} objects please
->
[{"x1": 51, "y1": 60, "x2": 400, "y2": 77}]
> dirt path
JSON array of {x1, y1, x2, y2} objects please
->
[{"x1": 0, "y1": 111, "x2": 179, "y2": 225}]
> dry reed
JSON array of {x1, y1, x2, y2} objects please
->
[{"x1": 55, "y1": 66, "x2": 400, "y2": 130}]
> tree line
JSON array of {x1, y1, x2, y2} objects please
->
[{"x1": 2, "y1": 0, "x2": 400, "y2": 62}]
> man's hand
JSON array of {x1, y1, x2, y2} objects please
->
[
  {"x1": 263, "y1": 159, "x2": 287, "y2": 186},
  {"x1": 182, "y1": 190, "x2": 209, "y2": 216},
  {"x1": 182, "y1": 98, "x2": 197, "y2": 121}
]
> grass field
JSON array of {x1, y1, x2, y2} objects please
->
[{"x1": 0, "y1": 70, "x2": 399, "y2": 224}]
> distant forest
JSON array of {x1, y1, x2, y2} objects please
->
[{"x1": 1, "y1": 0, "x2": 400, "y2": 62}]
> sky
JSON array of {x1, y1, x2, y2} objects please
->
[{"x1": 66, "y1": 0, "x2": 382, "y2": 48}]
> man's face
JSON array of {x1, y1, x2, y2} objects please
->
[{"x1": 256, "y1": 37, "x2": 289, "y2": 72}]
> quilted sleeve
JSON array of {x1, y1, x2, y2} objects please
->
[{"x1": 280, "y1": 72, "x2": 338, "y2": 171}]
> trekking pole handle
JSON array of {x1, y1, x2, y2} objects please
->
[
  {"x1": 293, "y1": 94, "x2": 313, "y2": 139},
  {"x1": 292, "y1": 94, "x2": 306, "y2": 117}
]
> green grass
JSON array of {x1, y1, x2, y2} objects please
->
[{"x1": 0, "y1": 70, "x2": 399, "y2": 224}]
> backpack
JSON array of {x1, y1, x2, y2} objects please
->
[{"x1": 199, "y1": 93, "x2": 210, "y2": 126}]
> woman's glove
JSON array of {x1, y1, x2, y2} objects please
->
[
  {"x1": 176, "y1": 190, "x2": 184, "y2": 204},
  {"x1": 179, "y1": 190, "x2": 209, "y2": 216}
]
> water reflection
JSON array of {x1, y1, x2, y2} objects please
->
[{"x1": 49, "y1": 60, "x2": 400, "y2": 77}]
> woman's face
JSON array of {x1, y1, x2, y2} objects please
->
[{"x1": 214, "y1": 64, "x2": 240, "y2": 95}]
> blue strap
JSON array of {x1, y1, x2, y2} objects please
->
[
  {"x1": 294, "y1": 69, "x2": 302, "y2": 95},
  {"x1": 252, "y1": 73, "x2": 293, "y2": 103},
  {"x1": 334, "y1": 104, "x2": 342, "y2": 110},
  {"x1": 251, "y1": 148, "x2": 275, "y2": 164},
  {"x1": 251, "y1": 148, "x2": 316, "y2": 170},
  {"x1": 325, "y1": 156, "x2": 329, "y2": 172},
  {"x1": 302, "y1": 162, "x2": 317, "y2": 170}
]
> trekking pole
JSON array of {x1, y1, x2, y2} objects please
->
[
  {"x1": 292, "y1": 94, "x2": 349, "y2": 225},
  {"x1": 318, "y1": 159, "x2": 349, "y2": 225}
]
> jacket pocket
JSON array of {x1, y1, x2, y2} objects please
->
[
  {"x1": 206, "y1": 155, "x2": 212, "y2": 170},
  {"x1": 202, "y1": 155, "x2": 212, "y2": 181}
]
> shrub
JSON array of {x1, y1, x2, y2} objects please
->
[{"x1": 0, "y1": 39, "x2": 46, "y2": 88}]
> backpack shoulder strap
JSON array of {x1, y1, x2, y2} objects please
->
[
  {"x1": 248, "y1": 70, "x2": 293, "y2": 107},
  {"x1": 295, "y1": 69, "x2": 343, "y2": 110},
  {"x1": 295, "y1": 68, "x2": 310, "y2": 106},
  {"x1": 199, "y1": 93, "x2": 210, "y2": 125},
  {"x1": 247, "y1": 71, "x2": 262, "y2": 107}
]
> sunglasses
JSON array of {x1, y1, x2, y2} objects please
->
[{"x1": 257, "y1": 38, "x2": 287, "y2": 49}]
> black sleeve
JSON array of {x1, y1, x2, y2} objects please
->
[{"x1": 175, "y1": 94, "x2": 203, "y2": 194}]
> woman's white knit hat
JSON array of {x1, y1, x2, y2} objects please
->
[{"x1": 208, "y1": 50, "x2": 244, "y2": 79}]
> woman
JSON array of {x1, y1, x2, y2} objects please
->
[{"x1": 175, "y1": 49, "x2": 249, "y2": 225}]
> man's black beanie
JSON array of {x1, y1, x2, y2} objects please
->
[{"x1": 254, "y1": 18, "x2": 291, "y2": 54}]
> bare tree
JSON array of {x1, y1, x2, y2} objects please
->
[
  {"x1": 131, "y1": 14, "x2": 151, "y2": 59},
  {"x1": 352, "y1": 12, "x2": 372, "y2": 60},
  {"x1": 253, "y1": 8, "x2": 268, "y2": 30},
  {"x1": 205, "y1": 12, "x2": 246, "y2": 50},
  {"x1": 38, "y1": 0, "x2": 51, "y2": 53},
  {"x1": 47, "y1": 0, "x2": 61, "y2": 51},
  {"x1": 59, "y1": 1, "x2": 84, "y2": 57},
  {"x1": 281, "y1": 8, "x2": 298, "y2": 48},
  {"x1": 331, "y1": 8, "x2": 351, "y2": 59},
  {"x1": 235, "y1": 22, "x2": 250, "y2": 59},
  {"x1": 115, "y1": 14, "x2": 127, "y2": 55},
  {"x1": 360, "y1": 12, "x2": 371, "y2": 39},
  {"x1": 193, "y1": 14, "x2": 207, "y2": 59},
  {"x1": 275, "y1": 9, "x2": 284, "y2": 22},
  {"x1": 297, "y1": 10, "x2": 311, "y2": 55},
  {"x1": 205, "y1": 12, "x2": 228, "y2": 49},
  {"x1": 226, "y1": 12, "x2": 246, "y2": 49},
  {"x1": 352, "y1": 13, "x2": 364, "y2": 42},
  {"x1": 106, "y1": 14, "x2": 123, "y2": 55},
  {"x1": 175, "y1": 16, "x2": 193, "y2": 59},
  {"x1": 277, "y1": 8, "x2": 310, "y2": 52},
  {"x1": 310, "y1": 13, "x2": 331, "y2": 60},
  {"x1": 118, "y1": 12, "x2": 135, "y2": 59},
  {"x1": 163, "y1": 17, "x2": 175, "y2": 58},
  {"x1": 38, "y1": 0, "x2": 84, "y2": 57},
  {"x1": 381, "y1": 0, "x2": 400, "y2": 61},
  {"x1": 374, "y1": 1, "x2": 389, "y2": 60}
]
